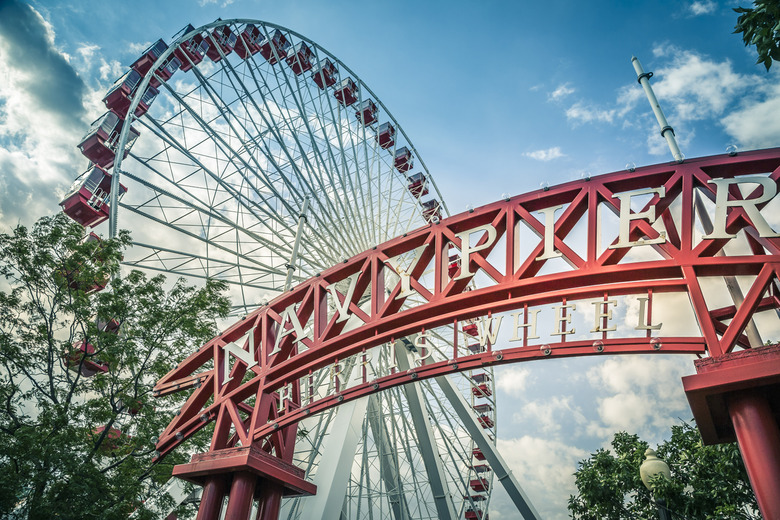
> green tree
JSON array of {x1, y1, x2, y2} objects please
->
[
  {"x1": 568, "y1": 422, "x2": 760, "y2": 520},
  {"x1": 0, "y1": 214, "x2": 230, "y2": 520},
  {"x1": 734, "y1": 0, "x2": 780, "y2": 70}
]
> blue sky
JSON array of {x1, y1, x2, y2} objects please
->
[{"x1": 1, "y1": 1, "x2": 779, "y2": 518}]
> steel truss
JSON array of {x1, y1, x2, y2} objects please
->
[
  {"x1": 156, "y1": 148, "x2": 780, "y2": 518},
  {"x1": 81, "y1": 18, "x2": 498, "y2": 520}
]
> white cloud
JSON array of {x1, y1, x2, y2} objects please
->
[
  {"x1": 562, "y1": 45, "x2": 780, "y2": 155},
  {"x1": 652, "y1": 46, "x2": 752, "y2": 121},
  {"x1": 722, "y1": 82, "x2": 780, "y2": 149},
  {"x1": 496, "y1": 365, "x2": 532, "y2": 396},
  {"x1": 689, "y1": 0, "x2": 717, "y2": 16},
  {"x1": 565, "y1": 102, "x2": 616, "y2": 124},
  {"x1": 523, "y1": 147, "x2": 565, "y2": 161},
  {"x1": 514, "y1": 395, "x2": 586, "y2": 435},
  {"x1": 0, "y1": 2, "x2": 90, "y2": 228},
  {"x1": 549, "y1": 83, "x2": 575, "y2": 101},
  {"x1": 198, "y1": 0, "x2": 235, "y2": 6},
  {"x1": 585, "y1": 356, "x2": 694, "y2": 440},
  {"x1": 495, "y1": 435, "x2": 588, "y2": 520}
]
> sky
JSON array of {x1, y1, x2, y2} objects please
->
[{"x1": 1, "y1": 0, "x2": 779, "y2": 518}]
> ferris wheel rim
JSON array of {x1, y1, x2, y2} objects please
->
[
  {"x1": 75, "y1": 16, "x2": 500, "y2": 518},
  {"x1": 109, "y1": 17, "x2": 450, "y2": 242}
]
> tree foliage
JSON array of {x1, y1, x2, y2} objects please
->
[
  {"x1": 568, "y1": 422, "x2": 760, "y2": 520},
  {"x1": 734, "y1": 0, "x2": 780, "y2": 70},
  {"x1": 0, "y1": 214, "x2": 230, "y2": 519}
]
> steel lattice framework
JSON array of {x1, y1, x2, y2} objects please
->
[
  {"x1": 155, "y1": 148, "x2": 780, "y2": 518},
  {"x1": 62, "y1": 18, "x2": 503, "y2": 520}
]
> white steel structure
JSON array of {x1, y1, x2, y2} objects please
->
[{"x1": 68, "y1": 18, "x2": 517, "y2": 520}]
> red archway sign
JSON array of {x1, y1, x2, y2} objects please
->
[{"x1": 155, "y1": 148, "x2": 780, "y2": 519}]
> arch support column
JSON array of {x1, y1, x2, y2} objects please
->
[
  {"x1": 174, "y1": 445, "x2": 317, "y2": 520},
  {"x1": 683, "y1": 344, "x2": 780, "y2": 519}
]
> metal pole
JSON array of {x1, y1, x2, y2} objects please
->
[
  {"x1": 284, "y1": 198, "x2": 310, "y2": 291},
  {"x1": 693, "y1": 193, "x2": 763, "y2": 347},
  {"x1": 728, "y1": 390, "x2": 780, "y2": 518},
  {"x1": 655, "y1": 498, "x2": 673, "y2": 520},
  {"x1": 436, "y1": 375, "x2": 541, "y2": 520},
  {"x1": 631, "y1": 56, "x2": 684, "y2": 163},
  {"x1": 196, "y1": 477, "x2": 227, "y2": 520},
  {"x1": 223, "y1": 472, "x2": 257, "y2": 520}
]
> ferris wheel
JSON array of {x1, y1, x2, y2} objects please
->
[{"x1": 60, "y1": 19, "x2": 504, "y2": 520}]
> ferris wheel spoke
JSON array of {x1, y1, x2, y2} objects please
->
[
  {"x1": 308, "y1": 70, "x2": 373, "y2": 250},
  {"x1": 133, "y1": 114, "x2": 298, "y2": 244},
  {"x1": 329, "y1": 93, "x2": 375, "y2": 251},
  {"x1": 421, "y1": 378, "x2": 479, "y2": 503},
  {"x1": 387, "y1": 386, "x2": 438, "y2": 517},
  {"x1": 156, "y1": 78, "x2": 302, "y2": 230},
  {"x1": 120, "y1": 161, "x2": 323, "y2": 276},
  {"x1": 277, "y1": 50, "x2": 372, "y2": 250},
  {"x1": 301, "y1": 63, "x2": 374, "y2": 253},
  {"x1": 123, "y1": 242, "x2": 278, "y2": 289},
  {"x1": 119, "y1": 202, "x2": 287, "y2": 277},
  {"x1": 193, "y1": 58, "x2": 363, "y2": 260},
  {"x1": 238, "y1": 47, "x2": 368, "y2": 256},
  {"x1": 209, "y1": 57, "x2": 361, "y2": 260}
]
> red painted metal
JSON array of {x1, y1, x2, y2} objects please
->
[
  {"x1": 77, "y1": 112, "x2": 140, "y2": 170},
  {"x1": 206, "y1": 26, "x2": 238, "y2": 62},
  {"x1": 729, "y1": 389, "x2": 780, "y2": 519},
  {"x1": 683, "y1": 345, "x2": 780, "y2": 443},
  {"x1": 334, "y1": 78, "x2": 359, "y2": 106},
  {"x1": 285, "y1": 42, "x2": 313, "y2": 75},
  {"x1": 235, "y1": 24, "x2": 263, "y2": 59},
  {"x1": 153, "y1": 148, "x2": 780, "y2": 516},
  {"x1": 311, "y1": 59, "x2": 337, "y2": 89},
  {"x1": 355, "y1": 99, "x2": 378, "y2": 126},
  {"x1": 255, "y1": 482, "x2": 284, "y2": 520},
  {"x1": 683, "y1": 344, "x2": 780, "y2": 517},
  {"x1": 173, "y1": 24, "x2": 210, "y2": 72},
  {"x1": 196, "y1": 477, "x2": 227, "y2": 520},
  {"x1": 258, "y1": 29, "x2": 290, "y2": 65},
  {"x1": 224, "y1": 472, "x2": 256, "y2": 520},
  {"x1": 60, "y1": 165, "x2": 127, "y2": 228}
]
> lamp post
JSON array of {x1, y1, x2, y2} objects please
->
[{"x1": 640, "y1": 448, "x2": 673, "y2": 520}]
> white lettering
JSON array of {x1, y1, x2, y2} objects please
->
[
  {"x1": 476, "y1": 316, "x2": 503, "y2": 347},
  {"x1": 331, "y1": 360, "x2": 347, "y2": 391},
  {"x1": 536, "y1": 205, "x2": 564, "y2": 260},
  {"x1": 591, "y1": 300, "x2": 617, "y2": 333},
  {"x1": 609, "y1": 187, "x2": 667, "y2": 249},
  {"x1": 509, "y1": 309, "x2": 541, "y2": 341},
  {"x1": 388, "y1": 245, "x2": 427, "y2": 300},
  {"x1": 635, "y1": 296, "x2": 662, "y2": 330},
  {"x1": 326, "y1": 270, "x2": 363, "y2": 323},
  {"x1": 551, "y1": 303, "x2": 576, "y2": 336},
  {"x1": 361, "y1": 350, "x2": 376, "y2": 382},
  {"x1": 222, "y1": 331, "x2": 257, "y2": 384},
  {"x1": 277, "y1": 382, "x2": 293, "y2": 413},
  {"x1": 703, "y1": 176, "x2": 779, "y2": 239},
  {"x1": 270, "y1": 304, "x2": 309, "y2": 356},
  {"x1": 454, "y1": 224, "x2": 498, "y2": 280},
  {"x1": 413, "y1": 332, "x2": 433, "y2": 366}
]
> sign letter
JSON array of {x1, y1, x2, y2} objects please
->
[
  {"x1": 270, "y1": 304, "x2": 309, "y2": 356},
  {"x1": 703, "y1": 176, "x2": 779, "y2": 239},
  {"x1": 222, "y1": 331, "x2": 258, "y2": 384},
  {"x1": 591, "y1": 300, "x2": 617, "y2": 333},
  {"x1": 609, "y1": 187, "x2": 667, "y2": 249},
  {"x1": 326, "y1": 270, "x2": 363, "y2": 323},
  {"x1": 551, "y1": 303, "x2": 576, "y2": 336},
  {"x1": 454, "y1": 224, "x2": 498, "y2": 280},
  {"x1": 536, "y1": 205, "x2": 564, "y2": 261},
  {"x1": 509, "y1": 310, "x2": 541, "y2": 341}
]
